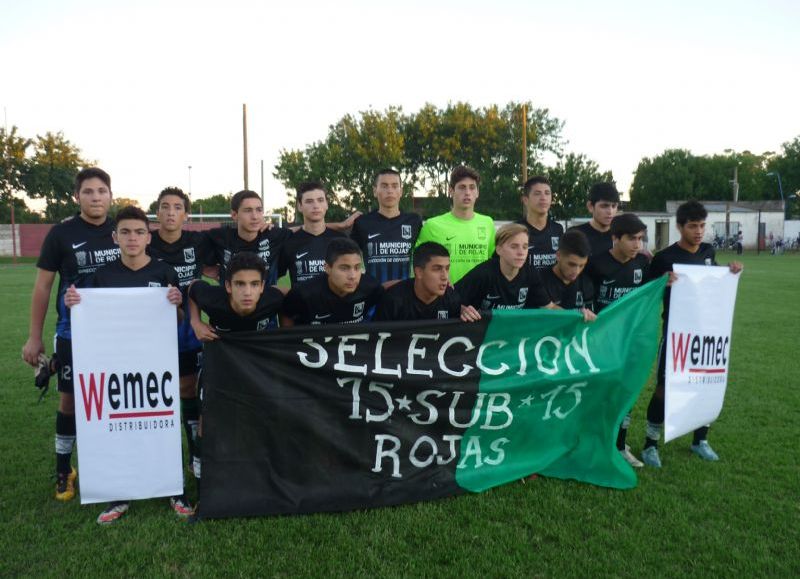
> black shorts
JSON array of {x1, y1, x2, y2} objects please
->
[
  {"x1": 55, "y1": 336, "x2": 74, "y2": 394},
  {"x1": 178, "y1": 348, "x2": 203, "y2": 377}
]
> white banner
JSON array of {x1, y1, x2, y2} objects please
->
[
  {"x1": 71, "y1": 288, "x2": 183, "y2": 504},
  {"x1": 664, "y1": 264, "x2": 740, "y2": 443}
]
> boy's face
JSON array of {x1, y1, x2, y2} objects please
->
[
  {"x1": 325, "y1": 253, "x2": 362, "y2": 296},
  {"x1": 555, "y1": 251, "x2": 589, "y2": 282},
  {"x1": 496, "y1": 232, "x2": 529, "y2": 269},
  {"x1": 588, "y1": 200, "x2": 618, "y2": 227},
  {"x1": 225, "y1": 269, "x2": 265, "y2": 315},
  {"x1": 374, "y1": 174, "x2": 402, "y2": 210},
  {"x1": 450, "y1": 178, "x2": 479, "y2": 211},
  {"x1": 114, "y1": 219, "x2": 151, "y2": 258},
  {"x1": 232, "y1": 197, "x2": 264, "y2": 234},
  {"x1": 522, "y1": 183, "x2": 552, "y2": 216},
  {"x1": 75, "y1": 177, "x2": 112, "y2": 220},
  {"x1": 614, "y1": 231, "x2": 645, "y2": 260},
  {"x1": 414, "y1": 256, "x2": 450, "y2": 297},
  {"x1": 157, "y1": 194, "x2": 188, "y2": 233},
  {"x1": 678, "y1": 219, "x2": 706, "y2": 246},
  {"x1": 299, "y1": 189, "x2": 328, "y2": 223}
]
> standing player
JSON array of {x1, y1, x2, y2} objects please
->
[
  {"x1": 374, "y1": 242, "x2": 475, "y2": 321},
  {"x1": 415, "y1": 166, "x2": 495, "y2": 283},
  {"x1": 539, "y1": 229, "x2": 596, "y2": 312},
  {"x1": 569, "y1": 182, "x2": 620, "y2": 257},
  {"x1": 641, "y1": 200, "x2": 743, "y2": 468},
  {"x1": 278, "y1": 182, "x2": 347, "y2": 286},
  {"x1": 516, "y1": 176, "x2": 564, "y2": 271},
  {"x1": 280, "y1": 239, "x2": 383, "y2": 326},
  {"x1": 350, "y1": 168, "x2": 422, "y2": 282},
  {"x1": 148, "y1": 187, "x2": 209, "y2": 476},
  {"x1": 21, "y1": 167, "x2": 120, "y2": 502},
  {"x1": 63, "y1": 205, "x2": 191, "y2": 524}
]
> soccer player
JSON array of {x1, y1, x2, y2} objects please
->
[
  {"x1": 414, "y1": 165, "x2": 495, "y2": 283},
  {"x1": 584, "y1": 213, "x2": 652, "y2": 467},
  {"x1": 278, "y1": 181, "x2": 347, "y2": 286},
  {"x1": 640, "y1": 200, "x2": 743, "y2": 468},
  {"x1": 147, "y1": 187, "x2": 209, "y2": 477},
  {"x1": 540, "y1": 229, "x2": 596, "y2": 312},
  {"x1": 280, "y1": 238, "x2": 383, "y2": 326},
  {"x1": 374, "y1": 242, "x2": 476, "y2": 321},
  {"x1": 455, "y1": 223, "x2": 557, "y2": 312},
  {"x1": 63, "y1": 205, "x2": 191, "y2": 524},
  {"x1": 569, "y1": 182, "x2": 620, "y2": 257},
  {"x1": 21, "y1": 167, "x2": 120, "y2": 502},
  {"x1": 350, "y1": 168, "x2": 422, "y2": 282},
  {"x1": 516, "y1": 176, "x2": 564, "y2": 271}
]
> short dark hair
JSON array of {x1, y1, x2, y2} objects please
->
[
  {"x1": 374, "y1": 168, "x2": 401, "y2": 186},
  {"x1": 610, "y1": 213, "x2": 647, "y2": 238},
  {"x1": 589, "y1": 182, "x2": 620, "y2": 205},
  {"x1": 231, "y1": 190, "x2": 261, "y2": 212},
  {"x1": 522, "y1": 175, "x2": 550, "y2": 196},
  {"x1": 75, "y1": 167, "x2": 111, "y2": 194},
  {"x1": 325, "y1": 238, "x2": 362, "y2": 265},
  {"x1": 676, "y1": 200, "x2": 708, "y2": 226},
  {"x1": 413, "y1": 242, "x2": 450, "y2": 269},
  {"x1": 558, "y1": 229, "x2": 591, "y2": 258},
  {"x1": 296, "y1": 181, "x2": 327, "y2": 204},
  {"x1": 114, "y1": 205, "x2": 149, "y2": 229},
  {"x1": 157, "y1": 187, "x2": 191, "y2": 212},
  {"x1": 449, "y1": 165, "x2": 480, "y2": 189},
  {"x1": 227, "y1": 251, "x2": 267, "y2": 281}
]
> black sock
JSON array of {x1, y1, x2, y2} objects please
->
[
  {"x1": 617, "y1": 413, "x2": 631, "y2": 451},
  {"x1": 693, "y1": 426, "x2": 710, "y2": 445},
  {"x1": 644, "y1": 389, "x2": 665, "y2": 449},
  {"x1": 55, "y1": 411, "x2": 76, "y2": 474},
  {"x1": 181, "y1": 397, "x2": 200, "y2": 458}
]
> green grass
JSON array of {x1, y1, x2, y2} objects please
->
[{"x1": 1, "y1": 253, "x2": 799, "y2": 577}]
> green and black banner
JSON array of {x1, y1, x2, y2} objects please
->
[{"x1": 199, "y1": 277, "x2": 666, "y2": 518}]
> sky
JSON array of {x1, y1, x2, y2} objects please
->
[{"x1": 2, "y1": 0, "x2": 798, "y2": 211}]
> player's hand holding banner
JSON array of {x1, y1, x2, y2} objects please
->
[
  {"x1": 71, "y1": 288, "x2": 183, "y2": 504},
  {"x1": 665, "y1": 264, "x2": 740, "y2": 443}
]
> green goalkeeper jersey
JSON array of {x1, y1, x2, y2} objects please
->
[{"x1": 415, "y1": 211, "x2": 495, "y2": 283}]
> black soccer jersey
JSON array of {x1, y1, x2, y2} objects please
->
[
  {"x1": 206, "y1": 226, "x2": 293, "y2": 285},
  {"x1": 189, "y1": 280, "x2": 284, "y2": 333},
  {"x1": 516, "y1": 218, "x2": 564, "y2": 270},
  {"x1": 454, "y1": 258, "x2": 551, "y2": 311},
  {"x1": 88, "y1": 258, "x2": 179, "y2": 289},
  {"x1": 646, "y1": 242, "x2": 717, "y2": 320},
  {"x1": 570, "y1": 221, "x2": 612, "y2": 257},
  {"x1": 539, "y1": 266, "x2": 595, "y2": 311},
  {"x1": 585, "y1": 251, "x2": 650, "y2": 312},
  {"x1": 373, "y1": 278, "x2": 463, "y2": 321},
  {"x1": 282, "y1": 274, "x2": 383, "y2": 325},
  {"x1": 277, "y1": 228, "x2": 346, "y2": 286},
  {"x1": 36, "y1": 215, "x2": 120, "y2": 339},
  {"x1": 350, "y1": 211, "x2": 422, "y2": 282}
]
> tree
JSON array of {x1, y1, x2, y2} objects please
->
[
  {"x1": 548, "y1": 153, "x2": 613, "y2": 221},
  {"x1": 189, "y1": 194, "x2": 232, "y2": 215},
  {"x1": 0, "y1": 126, "x2": 31, "y2": 203},
  {"x1": 629, "y1": 149, "x2": 695, "y2": 211}
]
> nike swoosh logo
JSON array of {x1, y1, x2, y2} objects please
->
[
  {"x1": 314, "y1": 314, "x2": 331, "y2": 320},
  {"x1": 72, "y1": 242, "x2": 87, "y2": 249},
  {"x1": 487, "y1": 295, "x2": 500, "y2": 300},
  {"x1": 368, "y1": 233, "x2": 380, "y2": 239},
  {"x1": 602, "y1": 279, "x2": 615, "y2": 285},
  {"x1": 296, "y1": 252, "x2": 309, "y2": 259},
  {"x1": 446, "y1": 236, "x2": 456, "y2": 241}
]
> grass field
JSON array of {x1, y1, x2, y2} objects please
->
[{"x1": 1, "y1": 253, "x2": 798, "y2": 577}]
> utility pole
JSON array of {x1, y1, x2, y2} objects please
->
[
  {"x1": 243, "y1": 104, "x2": 249, "y2": 190},
  {"x1": 521, "y1": 103, "x2": 528, "y2": 185},
  {"x1": 725, "y1": 165, "x2": 739, "y2": 241}
]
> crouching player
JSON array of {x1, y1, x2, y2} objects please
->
[
  {"x1": 63, "y1": 205, "x2": 192, "y2": 524},
  {"x1": 539, "y1": 229, "x2": 596, "y2": 312}
]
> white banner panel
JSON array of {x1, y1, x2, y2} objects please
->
[
  {"x1": 664, "y1": 264, "x2": 740, "y2": 443},
  {"x1": 71, "y1": 288, "x2": 183, "y2": 504}
]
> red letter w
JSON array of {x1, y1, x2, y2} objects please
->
[
  {"x1": 79, "y1": 373, "x2": 105, "y2": 421},
  {"x1": 671, "y1": 333, "x2": 691, "y2": 373}
]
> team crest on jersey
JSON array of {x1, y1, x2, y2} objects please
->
[
  {"x1": 437, "y1": 310, "x2": 449, "y2": 319},
  {"x1": 353, "y1": 301, "x2": 365, "y2": 317},
  {"x1": 148, "y1": 282, "x2": 162, "y2": 287},
  {"x1": 518, "y1": 287, "x2": 528, "y2": 303},
  {"x1": 256, "y1": 319, "x2": 268, "y2": 331},
  {"x1": 633, "y1": 269, "x2": 642, "y2": 284},
  {"x1": 551, "y1": 237, "x2": 560, "y2": 250},
  {"x1": 477, "y1": 227, "x2": 487, "y2": 240},
  {"x1": 576, "y1": 291, "x2": 584, "y2": 307},
  {"x1": 183, "y1": 247, "x2": 196, "y2": 263},
  {"x1": 223, "y1": 250, "x2": 231, "y2": 265},
  {"x1": 401, "y1": 224, "x2": 412, "y2": 240},
  {"x1": 705, "y1": 257, "x2": 712, "y2": 265},
  {"x1": 75, "y1": 251, "x2": 87, "y2": 267}
]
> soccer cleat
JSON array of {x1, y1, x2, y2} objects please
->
[
  {"x1": 691, "y1": 440, "x2": 720, "y2": 461},
  {"x1": 97, "y1": 501, "x2": 129, "y2": 525},
  {"x1": 170, "y1": 495, "x2": 194, "y2": 518},
  {"x1": 620, "y1": 445, "x2": 644, "y2": 468},
  {"x1": 641, "y1": 446, "x2": 662, "y2": 468},
  {"x1": 55, "y1": 467, "x2": 78, "y2": 501}
]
